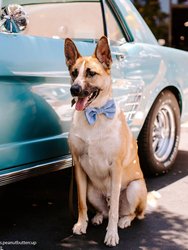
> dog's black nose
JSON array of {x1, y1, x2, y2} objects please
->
[{"x1": 70, "y1": 84, "x2": 82, "y2": 96}]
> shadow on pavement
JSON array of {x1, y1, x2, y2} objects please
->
[
  {"x1": 146, "y1": 150, "x2": 188, "y2": 192},
  {"x1": 60, "y1": 208, "x2": 188, "y2": 250},
  {"x1": 0, "y1": 149, "x2": 187, "y2": 249}
]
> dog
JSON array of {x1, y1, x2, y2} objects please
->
[{"x1": 64, "y1": 36, "x2": 147, "y2": 247}]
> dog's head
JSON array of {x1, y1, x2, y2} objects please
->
[{"x1": 64, "y1": 36, "x2": 112, "y2": 111}]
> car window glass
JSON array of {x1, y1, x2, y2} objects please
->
[
  {"x1": 105, "y1": 4, "x2": 125, "y2": 45},
  {"x1": 21, "y1": 2, "x2": 103, "y2": 40},
  {"x1": 116, "y1": 0, "x2": 157, "y2": 44}
]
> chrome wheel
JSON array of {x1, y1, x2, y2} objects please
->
[
  {"x1": 138, "y1": 90, "x2": 180, "y2": 175},
  {"x1": 152, "y1": 104, "x2": 175, "y2": 162}
]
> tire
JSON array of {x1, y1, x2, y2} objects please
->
[{"x1": 138, "y1": 90, "x2": 180, "y2": 176}]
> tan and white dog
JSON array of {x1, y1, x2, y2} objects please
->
[{"x1": 64, "y1": 36, "x2": 147, "y2": 247}]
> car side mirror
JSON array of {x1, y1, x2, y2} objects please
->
[{"x1": 0, "y1": 4, "x2": 28, "y2": 33}]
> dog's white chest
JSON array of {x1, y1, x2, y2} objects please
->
[
  {"x1": 69, "y1": 112, "x2": 121, "y2": 191},
  {"x1": 80, "y1": 136, "x2": 111, "y2": 174},
  {"x1": 79, "y1": 135, "x2": 114, "y2": 192}
]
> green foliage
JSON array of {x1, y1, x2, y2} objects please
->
[{"x1": 131, "y1": 0, "x2": 169, "y2": 43}]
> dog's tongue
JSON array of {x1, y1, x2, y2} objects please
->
[{"x1": 75, "y1": 97, "x2": 88, "y2": 111}]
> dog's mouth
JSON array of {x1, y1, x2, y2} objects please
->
[{"x1": 71, "y1": 88, "x2": 100, "y2": 111}]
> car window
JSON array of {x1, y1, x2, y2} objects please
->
[
  {"x1": 20, "y1": 2, "x2": 104, "y2": 40},
  {"x1": 105, "y1": 4, "x2": 125, "y2": 45},
  {"x1": 115, "y1": 0, "x2": 157, "y2": 44}
]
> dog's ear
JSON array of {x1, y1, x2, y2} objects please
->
[
  {"x1": 94, "y1": 36, "x2": 112, "y2": 69},
  {"x1": 64, "y1": 38, "x2": 81, "y2": 69}
]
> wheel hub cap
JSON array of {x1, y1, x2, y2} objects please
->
[{"x1": 152, "y1": 104, "x2": 175, "y2": 162}]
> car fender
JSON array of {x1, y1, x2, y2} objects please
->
[{"x1": 131, "y1": 78, "x2": 183, "y2": 138}]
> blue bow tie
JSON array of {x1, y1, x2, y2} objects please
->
[{"x1": 85, "y1": 99, "x2": 116, "y2": 125}]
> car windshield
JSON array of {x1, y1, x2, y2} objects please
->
[
  {"x1": 1, "y1": 0, "x2": 104, "y2": 40},
  {"x1": 2, "y1": 0, "x2": 98, "y2": 6}
]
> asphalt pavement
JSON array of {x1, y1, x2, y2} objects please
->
[{"x1": 0, "y1": 127, "x2": 188, "y2": 250}]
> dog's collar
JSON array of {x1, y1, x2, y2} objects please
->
[{"x1": 84, "y1": 99, "x2": 116, "y2": 125}]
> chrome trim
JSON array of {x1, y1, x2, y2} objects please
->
[
  {"x1": 0, "y1": 155, "x2": 72, "y2": 186},
  {"x1": 119, "y1": 91, "x2": 142, "y2": 121}
]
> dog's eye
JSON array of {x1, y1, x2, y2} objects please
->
[
  {"x1": 86, "y1": 68, "x2": 97, "y2": 78},
  {"x1": 71, "y1": 69, "x2": 78, "y2": 78}
]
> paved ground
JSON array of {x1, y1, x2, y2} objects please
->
[{"x1": 0, "y1": 128, "x2": 188, "y2": 250}]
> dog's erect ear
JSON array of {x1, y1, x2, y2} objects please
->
[
  {"x1": 94, "y1": 36, "x2": 112, "y2": 69},
  {"x1": 64, "y1": 38, "x2": 81, "y2": 69}
]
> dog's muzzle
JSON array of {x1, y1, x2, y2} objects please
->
[{"x1": 70, "y1": 84, "x2": 100, "y2": 111}]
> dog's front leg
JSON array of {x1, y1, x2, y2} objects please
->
[
  {"x1": 104, "y1": 163, "x2": 122, "y2": 246},
  {"x1": 73, "y1": 156, "x2": 88, "y2": 235}
]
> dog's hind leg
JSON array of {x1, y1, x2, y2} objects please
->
[
  {"x1": 87, "y1": 183, "x2": 108, "y2": 225},
  {"x1": 118, "y1": 179, "x2": 147, "y2": 229}
]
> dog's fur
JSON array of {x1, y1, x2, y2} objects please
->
[{"x1": 64, "y1": 36, "x2": 147, "y2": 246}]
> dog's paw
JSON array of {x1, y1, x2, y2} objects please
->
[
  {"x1": 104, "y1": 230, "x2": 119, "y2": 246},
  {"x1": 73, "y1": 221, "x2": 88, "y2": 235},
  {"x1": 118, "y1": 215, "x2": 135, "y2": 229},
  {"x1": 92, "y1": 213, "x2": 103, "y2": 225}
]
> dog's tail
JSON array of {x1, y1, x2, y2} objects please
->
[{"x1": 146, "y1": 190, "x2": 161, "y2": 212}]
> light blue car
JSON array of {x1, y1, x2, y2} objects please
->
[{"x1": 0, "y1": 0, "x2": 188, "y2": 183}]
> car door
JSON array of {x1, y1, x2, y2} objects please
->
[
  {"x1": 104, "y1": 0, "x2": 163, "y2": 137},
  {"x1": 0, "y1": 0, "x2": 105, "y2": 170}
]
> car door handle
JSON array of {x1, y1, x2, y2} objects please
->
[{"x1": 112, "y1": 52, "x2": 126, "y2": 61}]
